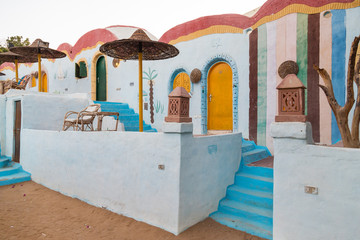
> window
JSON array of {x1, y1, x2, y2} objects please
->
[
  {"x1": 173, "y1": 72, "x2": 191, "y2": 93},
  {"x1": 75, "y1": 60, "x2": 87, "y2": 78}
]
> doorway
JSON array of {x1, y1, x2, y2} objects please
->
[
  {"x1": 207, "y1": 62, "x2": 233, "y2": 131},
  {"x1": 42, "y1": 73, "x2": 48, "y2": 92},
  {"x1": 13, "y1": 101, "x2": 21, "y2": 163},
  {"x1": 96, "y1": 56, "x2": 107, "y2": 101}
]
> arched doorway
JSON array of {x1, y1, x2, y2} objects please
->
[
  {"x1": 207, "y1": 62, "x2": 233, "y2": 131},
  {"x1": 42, "y1": 73, "x2": 48, "y2": 92},
  {"x1": 96, "y1": 56, "x2": 107, "y2": 101}
]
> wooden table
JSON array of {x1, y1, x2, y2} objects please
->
[
  {"x1": 96, "y1": 112, "x2": 119, "y2": 131},
  {"x1": 82, "y1": 111, "x2": 119, "y2": 131}
]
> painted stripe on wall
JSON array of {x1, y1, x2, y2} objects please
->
[
  {"x1": 249, "y1": 29, "x2": 258, "y2": 143},
  {"x1": 285, "y1": 13, "x2": 298, "y2": 61},
  {"x1": 276, "y1": 16, "x2": 287, "y2": 86},
  {"x1": 319, "y1": 10, "x2": 333, "y2": 145},
  {"x1": 266, "y1": 21, "x2": 277, "y2": 152},
  {"x1": 331, "y1": 9, "x2": 346, "y2": 144},
  {"x1": 345, "y1": 7, "x2": 360, "y2": 129},
  {"x1": 307, "y1": 13, "x2": 320, "y2": 142},
  {"x1": 297, "y1": 13, "x2": 309, "y2": 114},
  {"x1": 257, "y1": 25, "x2": 268, "y2": 147}
]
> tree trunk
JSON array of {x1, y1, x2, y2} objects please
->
[{"x1": 313, "y1": 34, "x2": 360, "y2": 148}]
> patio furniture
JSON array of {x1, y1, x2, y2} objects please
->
[
  {"x1": 62, "y1": 104, "x2": 101, "y2": 131},
  {"x1": 3, "y1": 75, "x2": 32, "y2": 93},
  {"x1": 81, "y1": 111, "x2": 120, "y2": 131},
  {"x1": 97, "y1": 112, "x2": 119, "y2": 131}
]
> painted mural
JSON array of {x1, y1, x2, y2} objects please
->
[{"x1": 1, "y1": 0, "x2": 359, "y2": 152}]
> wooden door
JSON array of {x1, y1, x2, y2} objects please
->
[
  {"x1": 96, "y1": 56, "x2": 107, "y2": 101},
  {"x1": 207, "y1": 62, "x2": 233, "y2": 130},
  {"x1": 42, "y1": 73, "x2": 48, "y2": 92},
  {"x1": 13, "y1": 101, "x2": 21, "y2": 163}
]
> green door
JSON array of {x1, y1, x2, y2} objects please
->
[{"x1": 96, "y1": 56, "x2": 107, "y2": 101}]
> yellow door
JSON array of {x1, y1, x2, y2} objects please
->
[
  {"x1": 208, "y1": 62, "x2": 232, "y2": 130},
  {"x1": 173, "y1": 72, "x2": 191, "y2": 93},
  {"x1": 31, "y1": 76, "x2": 36, "y2": 88},
  {"x1": 42, "y1": 73, "x2": 48, "y2": 92}
]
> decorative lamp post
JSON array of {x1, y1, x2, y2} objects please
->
[
  {"x1": 165, "y1": 87, "x2": 192, "y2": 123},
  {"x1": 275, "y1": 73, "x2": 306, "y2": 122}
]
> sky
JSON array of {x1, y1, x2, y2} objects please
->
[{"x1": 0, "y1": 0, "x2": 267, "y2": 49}]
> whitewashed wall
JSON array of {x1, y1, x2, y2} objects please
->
[
  {"x1": 20, "y1": 127, "x2": 241, "y2": 234},
  {"x1": 0, "y1": 95, "x2": 6, "y2": 154},
  {"x1": 271, "y1": 122, "x2": 360, "y2": 240},
  {"x1": 0, "y1": 91, "x2": 90, "y2": 157},
  {"x1": 3, "y1": 31, "x2": 250, "y2": 138}
]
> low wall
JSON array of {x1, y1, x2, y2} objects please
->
[
  {"x1": 271, "y1": 122, "x2": 360, "y2": 240},
  {"x1": 20, "y1": 124, "x2": 241, "y2": 234},
  {"x1": 0, "y1": 91, "x2": 90, "y2": 157}
]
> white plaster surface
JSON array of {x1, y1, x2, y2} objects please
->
[
  {"x1": 20, "y1": 128, "x2": 241, "y2": 234},
  {"x1": 162, "y1": 122, "x2": 193, "y2": 133},
  {"x1": 0, "y1": 92, "x2": 90, "y2": 157},
  {"x1": 0, "y1": 95, "x2": 5, "y2": 154},
  {"x1": 272, "y1": 122, "x2": 360, "y2": 240}
]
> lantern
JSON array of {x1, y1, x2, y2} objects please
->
[
  {"x1": 275, "y1": 74, "x2": 306, "y2": 122},
  {"x1": 165, "y1": 87, "x2": 192, "y2": 123}
]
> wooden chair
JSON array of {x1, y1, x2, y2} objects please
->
[
  {"x1": 3, "y1": 75, "x2": 31, "y2": 93},
  {"x1": 62, "y1": 104, "x2": 101, "y2": 131}
]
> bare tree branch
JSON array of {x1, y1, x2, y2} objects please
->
[{"x1": 314, "y1": 65, "x2": 340, "y2": 111}]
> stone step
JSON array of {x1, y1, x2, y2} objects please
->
[
  {"x1": 227, "y1": 185, "x2": 273, "y2": 209},
  {"x1": 235, "y1": 172, "x2": 273, "y2": 192},
  {"x1": 0, "y1": 162, "x2": 22, "y2": 177},
  {"x1": 0, "y1": 171, "x2": 31, "y2": 186},
  {"x1": 118, "y1": 114, "x2": 139, "y2": 122},
  {"x1": 241, "y1": 165, "x2": 273, "y2": 178},
  {"x1": 242, "y1": 140, "x2": 256, "y2": 153},
  {"x1": 94, "y1": 101, "x2": 129, "y2": 110},
  {"x1": 210, "y1": 211, "x2": 272, "y2": 240},
  {"x1": 242, "y1": 148, "x2": 270, "y2": 165},
  {"x1": 218, "y1": 199, "x2": 273, "y2": 226},
  {"x1": 0, "y1": 156, "x2": 11, "y2": 168}
]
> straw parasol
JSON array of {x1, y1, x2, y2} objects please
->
[
  {"x1": 0, "y1": 51, "x2": 37, "y2": 81},
  {"x1": 10, "y1": 39, "x2": 66, "y2": 92},
  {"x1": 100, "y1": 29, "x2": 179, "y2": 131}
]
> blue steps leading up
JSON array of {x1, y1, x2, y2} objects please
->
[
  {"x1": 94, "y1": 101, "x2": 157, "y2": 132},
  {"x1": 211, "y1": 139, "x2": 273, "y2": 240},
  {"x1": 0, "y1": 155, "x2": 31, "y2": 187}
]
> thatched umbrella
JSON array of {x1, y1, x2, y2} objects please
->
[
  {"x1": 10, "y1": 39, "x2": 66, "y2": 92},
  {"x1": 0, "y1": 51, "x2": 37, "y2": 81},
  {"x1": 100, "y1": 29, "x2": 179, "y2": 132}
]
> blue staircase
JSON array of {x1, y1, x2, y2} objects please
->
[
  {"x1": 94, "y1": 101, "x2": 157, "y2": 132},
  {"x1": 210, "y1": 139, "x2": 273, "y2": 239},
  {"x1": 0, "y1": 149, "x2": 31, "y2": 186}
]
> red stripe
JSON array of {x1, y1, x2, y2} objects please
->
[
  {"x1": 160, "y1": 0, "x2": 356, "y2": 43},
  {"x1": 57, "y1": 29, "x2": 118, "y2": 61}
]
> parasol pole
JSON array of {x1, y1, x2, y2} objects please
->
[
  {"x1": 37, "y1": 53, "x2": 42, "y2": 92},
  {"x1": 14, "y1": 59, "x2": 19, "y2": 82},
  {"x1": 138, "y1": 43, "x2": 143, "y2": 132}
]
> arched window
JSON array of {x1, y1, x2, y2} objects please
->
[
  {"x1": 75, "y1": 59, "x2": 88, "y2": 78},
  {"x1": 173, "y1": 72, "x2": 191, "y2": 93}
]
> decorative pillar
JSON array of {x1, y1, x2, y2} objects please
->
[{"x1": 165, "y1": 87, "x2": 192, "y2": 123}]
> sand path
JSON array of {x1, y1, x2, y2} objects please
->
[{"x1": 0, "y1": 181, "x2": 265, "y2": 240}]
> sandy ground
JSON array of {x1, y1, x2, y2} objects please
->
[{"x1": 0, "y1": 181, "x2": 265, "y2": 240}]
